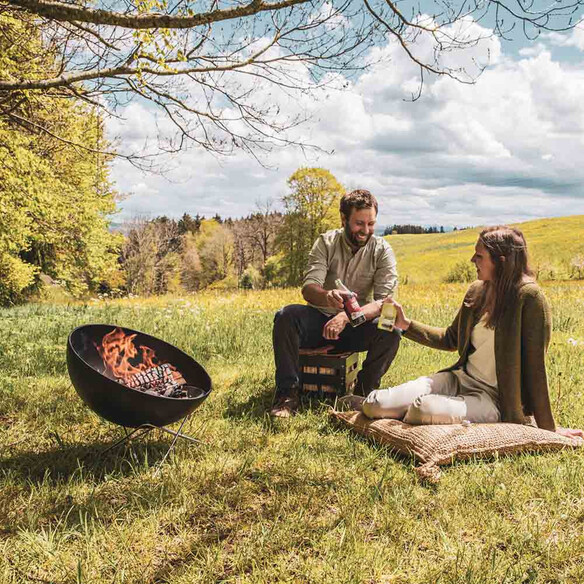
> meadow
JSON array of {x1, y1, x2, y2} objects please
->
[
  {"x1": 1, "y1": 279, "x2": 584, "y2": 583},
  {"x1": 388, "y1": 216, "x2": 584, "y2": 284}
]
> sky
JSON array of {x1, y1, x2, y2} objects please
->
[{"x1": 108, "y1": 19, "x2": 584, "y2": 229}]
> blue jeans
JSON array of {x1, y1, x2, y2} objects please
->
[{"x1": 272, "y1": 304, "x2": 401, "y2": 399}]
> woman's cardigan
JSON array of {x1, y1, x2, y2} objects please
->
[{"x1": 403, "y1": 281, "x2": 555, "y2": 431}]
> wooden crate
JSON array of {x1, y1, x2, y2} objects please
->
[{"x1": 299, "y1": 349, "x2": 359, "y2": 398}]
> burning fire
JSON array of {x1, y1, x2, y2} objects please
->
[{"x1": 96, "y1": 327, "x2": 174, "y2": 385}]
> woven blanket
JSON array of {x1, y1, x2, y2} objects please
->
[{"x1": 331, "y1": 411, "x2": 583, "y2": 483}]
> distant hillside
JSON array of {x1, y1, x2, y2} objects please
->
[{"x1": 385, "y1": 215, "x2": 584, "y2": 284}]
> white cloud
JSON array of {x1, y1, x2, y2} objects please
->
[
  {"x1": 544, "y1": 26, "x2": 584, "y2": 51},
  {"x1": 110, "y1": 22, "x2": 584, "y2": 227}
]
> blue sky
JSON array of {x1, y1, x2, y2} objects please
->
[{"x1": 108, "y1": 18, "x2": 584, "y2": 228}]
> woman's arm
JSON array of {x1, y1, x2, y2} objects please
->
[{"x1": 388, "y1": 298, "x2": 461, "y2": 352}]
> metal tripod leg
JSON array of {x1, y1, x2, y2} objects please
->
[
  {"x1": 102, "y1": 416, "x2": 204, "y2": 464},
  {"x1": 157, "y1": 415, "x2": 188, "y2": 466},
  {"x1": 102, "y1": 425, "x2": 154, "y2": 454}
]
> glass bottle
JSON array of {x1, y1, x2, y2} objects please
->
[
  {"x1": 378, "y1": 301, "x2": 396, "y2": 332},
  {"x1": 334, "y1": 278, "x2": 366, "y2": 327}
]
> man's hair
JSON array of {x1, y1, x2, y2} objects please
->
[{"x1": 340, "y1": 189, "x2": 378, "y2": 220}]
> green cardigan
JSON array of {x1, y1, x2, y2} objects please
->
[{"x1": 404, "y1": 281, "x2": 555, "y2": 431}]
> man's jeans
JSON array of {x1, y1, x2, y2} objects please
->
[{"x1": 273, "y1": 304, "x2": 401, "y2": 399}]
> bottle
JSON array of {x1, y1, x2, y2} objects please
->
[
  {"x1": 378, "y1": 301, "x2": 396, "y2": 332},
  {"x1": 334, "y1": 278, "x2": 366, "y2": 327}
]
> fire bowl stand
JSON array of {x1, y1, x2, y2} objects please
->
[{"x1": 102, "y1": 415, "x2": 203, "y2": 467}]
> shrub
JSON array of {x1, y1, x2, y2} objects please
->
[
  {"x1": 239, "y1": 265, "x2": 263, "y2": 290},
  {"x1": 444, "y1": 260, "x2": 475, "y2": 283},
  {"x1": 570, "y1": 255, "x2": 584, "y2": 280}
]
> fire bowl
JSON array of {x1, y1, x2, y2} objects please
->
[{"x1": 67, "y1": 324, "x2": 212, "y2": 428}]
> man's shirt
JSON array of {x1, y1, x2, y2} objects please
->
[{"x1": 303, "y1": 229, "x2": 398, "y2": 315}]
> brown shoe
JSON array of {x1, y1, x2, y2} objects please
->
[{"x1": 270, "y1": 394, "x2": 300, "y2": 418}]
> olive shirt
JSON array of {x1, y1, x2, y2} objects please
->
[
  {"x1": 404, "y1": 281, "x2": 555, "y2": 431},
  {"x1": 303, "y1": 229, "x2": 398, "y2": 316}
]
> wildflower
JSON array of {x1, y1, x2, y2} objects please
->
[{"x1": 567, "y1": 338, "x2": 579, "y2": 346}]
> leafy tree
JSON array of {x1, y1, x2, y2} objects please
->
[
  {"x1": 121, "y1": 217, "x2": 182, "y2": 295},
  {"x1": 180, "y1": 232, "x2": 202, "y2": 291},
  {"x1": 0, "y1": 12, "x2": 121, "y2": 305},
  {"x1": 277, "y1": 167, "x2": 343, "y2": 285},
  {"x1": 197, "y1": 219, "x2": 235, "y2": 286},
  {"x1": 263, "y1": 253, "x2": 287, "y2": 288}
]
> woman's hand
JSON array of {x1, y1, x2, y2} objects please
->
[
  {"x1": 383, "y1": 297, "x2": 411, "y2": 331},
  {"x1": 556, "y1": 427, "x2": 584, "y2": 439}
]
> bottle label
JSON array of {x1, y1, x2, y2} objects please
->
[{"x1": 378, "y1": 303, "x2": 395, "y2": 332}]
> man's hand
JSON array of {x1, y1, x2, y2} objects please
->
[
  {"x1": 326, "y1": 289, "x2": 345, "y2": 311},
  {"x1": 323, "y1": 312, "x2": 349, "y2": 340}
]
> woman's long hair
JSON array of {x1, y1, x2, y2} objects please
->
[{"x1": 472, "y1": 226, "x2": 535, "y2": 328}]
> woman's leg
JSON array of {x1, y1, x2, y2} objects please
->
[
  {"x1": 451, "y1": 369, "x2": 500, "y2": 423},
  {"x1": 362, "y1": 372, "x2": 458, "y2": 419},
  {"x1": 403, "y1": 370, "x2": 500, "y2": 425},
  {"x1": 403, "y1": 394, "x2": 467, "y2": 425}
]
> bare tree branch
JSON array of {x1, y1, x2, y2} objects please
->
[
  {"x1": 2, "y1": 0, "x2": 583, "y2": 163},
  {"x1": 7, "y1": 0, "x2": 310, "y2": 28}
]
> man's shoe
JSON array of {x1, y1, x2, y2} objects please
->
[{"x1": 270, "y1": 394, "x2": 300, "y2": 418}]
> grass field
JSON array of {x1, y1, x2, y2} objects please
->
[
  {"x1": 1, "y1": 281, "x2": 584, "y2": 583},
  {"x1": 386, "y1": 215, "x2": 584, "y2": 284}
]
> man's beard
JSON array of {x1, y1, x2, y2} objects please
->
[{"x1": 344, "y1": 223, "x2": 372, "y2": 248}]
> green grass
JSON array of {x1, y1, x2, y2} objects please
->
[
  {"x1": 386, "y1": 215, "x2": 584, "y2": 284},
  {"x1": 1, "y1": 284, "x2": 584, "y2": 583}
]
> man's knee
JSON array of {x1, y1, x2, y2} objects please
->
[
  {"x1": 273, "y1": 304, "x2": 306, "y2": 331},
  {"x1": 403, "y1": 395, "x2": 467, "y2": 425},
  {"x1": 376, "y1": 327, "x2": 402, "y2": 347}
]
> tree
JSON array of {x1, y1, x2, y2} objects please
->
[
  {"x1": 121, "y1": 217, "x2": 182, "y2": 295},
  {"x1": 3, "y1": 0, "x2": 582, "y2": 160},
  {"x1": 0, "y1": 12, "x2": 121, "y2": 305},
  {"x1": 197, "y1": 219, "x2": 235, "y2": 285},
  {"x1": 230, "y1": 199, "x2": 283, "y2": 279},
  {"x1": 277, "y1": 167, "x2": 343, "y2": 285},
  {"x1": 177, "y1": 213, "x2": 202, "y2": 235}
]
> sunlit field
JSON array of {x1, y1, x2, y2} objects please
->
[
  {"x1": 388, "y1": 215, "x2": 584, "y2": 284},
  {"x1": 1, "y1": 282, "x2": 584, "y2": 582}
]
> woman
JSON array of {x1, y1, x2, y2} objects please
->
[{"x1": 361, "y1": 226, "x2": 582, "y2": 439}]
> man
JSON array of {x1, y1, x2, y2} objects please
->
[{"x1": 270, "y1": 189, "x2": 400, "y2": 417}]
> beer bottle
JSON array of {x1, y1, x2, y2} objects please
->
[{"x1": 334, "y1": 279, "x2": 366, "y2": 327}]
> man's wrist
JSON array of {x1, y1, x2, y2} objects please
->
[{"x1": 337, "y1": 311, "x2": 349, "y2": 325}]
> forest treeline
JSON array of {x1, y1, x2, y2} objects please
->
[{"x1": 105, "y1": 167, "x2": 345, "y2": 297}]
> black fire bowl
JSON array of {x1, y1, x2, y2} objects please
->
[{"x1": 67, "y1": 324, "x2": 212, "y2": 428}]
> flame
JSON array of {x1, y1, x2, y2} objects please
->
[{"x1": 96, "y1": 327, "x2": 172, "y2": 384}]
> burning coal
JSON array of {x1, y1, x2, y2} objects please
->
[{"x1": 95, "y1": 328, "x2": 187, "y2": 398}]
